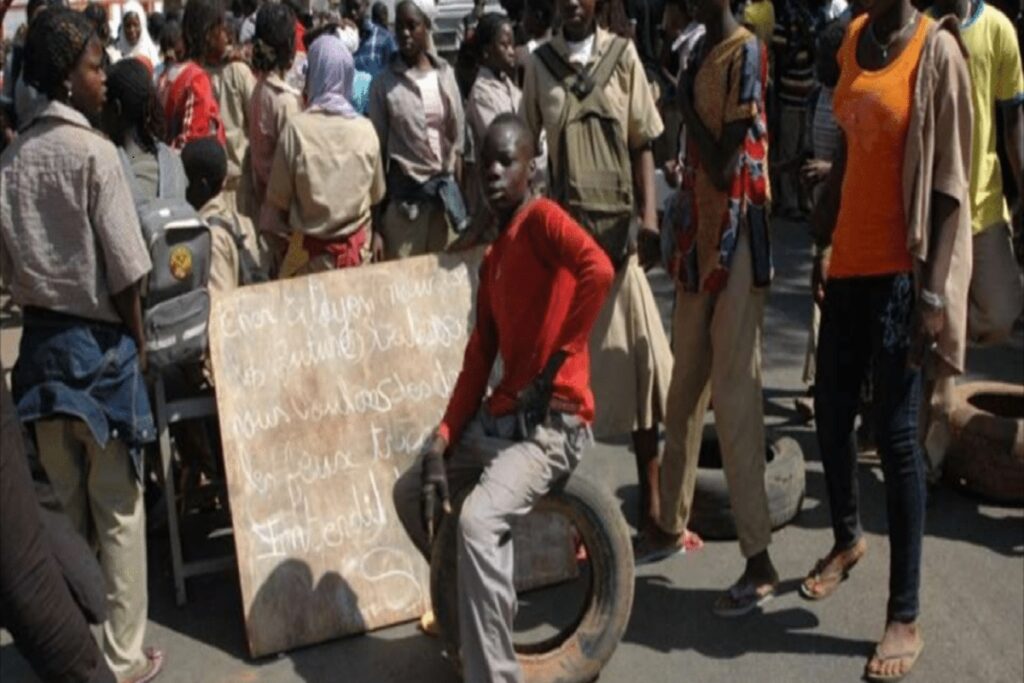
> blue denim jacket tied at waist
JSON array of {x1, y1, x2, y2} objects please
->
[{"x1": 12, "y1": 307, "x2": 155, "y2": 479}]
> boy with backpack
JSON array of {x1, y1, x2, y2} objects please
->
[{"x1": 520, "y1": 0, "x2": 684, "y2": 552}]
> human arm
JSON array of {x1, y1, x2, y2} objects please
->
[
  {"x1": 436, "y1": 262, "x2": 499, "y2": 445},
  {"x1": 632, "y1": 145, "x2": 661, "y2": 267},
  {"x1": 260, "y1": 124, "x2": 296, "y2": 237},
  {"x1": 809, "y1": 137, "x2": 846, "y2": 304},
  {"x1": 993, "y1": 15, "x2": 1024, "y2": 228},
  {"x1": 110, "y1": 282, "x2": 147, "y2": 373}
]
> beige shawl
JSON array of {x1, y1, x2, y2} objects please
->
[{"x1": 903, "y1": 16, "x2": 974, "y2": 376}]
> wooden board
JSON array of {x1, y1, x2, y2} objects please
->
[{"x1": 209, "y1": 249, "x2": 575, "y2": 658}]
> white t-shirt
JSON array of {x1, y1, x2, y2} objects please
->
[
  {"x1": 565, "y1": 34, "x2": 596, "y2": 66},
  {"x1": 409, "y1": 67, "x2": 445, "y2": 166}
]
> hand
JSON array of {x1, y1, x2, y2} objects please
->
[
  {"x1": 908, "y1": 298, "x2": 945, "y2": 369},
  {"x1": 420, "y1": 431, "x2": 450, "y2": 543},
  {"x1": 371, "y1": 232, "x2": 385, "y2": 263},
  {"x1": 663, "y1": 160, "x2": 682, "y2": 188},
  {"x1": 517, "y1": 350, "x2": 568, "y2": 420},
  {"x1": 800, "y1": 159, "x2": 832, "y2": 188},
  {"x1": 812, "y1": 248, "x2": 830, "y2": 306},
  {"x1": 637, "y1": 224, "x2": 662, "y2": 271}
]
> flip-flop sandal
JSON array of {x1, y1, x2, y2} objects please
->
[
  {"x1": 864, "y1": 639, "x2": 924, "y2": 682},
  {"x1": 800, "y1": 542, "x2": 866, "y2": 601},
  {"x1": 712, "y1": 580, "x2": 777, "y2": 618},
  {"x1": 124, "y1": 647, "x2": 164, "y2": 683}
]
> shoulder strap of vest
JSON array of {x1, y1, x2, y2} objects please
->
[
  {"x1": 589, "y1": 36, "x2": 630, "y2": 95},
  {"x1": 535, "y1": 36, "x2": 631, "y2": 101}
]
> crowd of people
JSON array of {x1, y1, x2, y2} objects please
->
[{"x1": 0, "y1": 0, "x2": 1021, "y2": 681}]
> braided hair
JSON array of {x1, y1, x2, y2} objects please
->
[
  {"x1": 252, "y1": 2, "x2": 296, "y2": 73},
  {"x1": 182, "y1": 0, "x2": 224, "y2": 60},
  {"x1": 107, "y1": 58, "x2": 165, "y2": 152},
  {"x1": 23, "y1": 8, "x2": 96, "y2": 101},
  {"x1": 474, "y1": 12, "x2": 511, "y2": 58}
]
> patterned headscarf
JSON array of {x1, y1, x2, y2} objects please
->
[
  {"x1": 23, "y1": 8, "x2": 95, "y2": 99},
  {"x1": 304, "y1": 33, "x2": 357, "y2": 118}
]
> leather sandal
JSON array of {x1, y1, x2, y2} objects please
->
[{"x1": 800, "y1": 539, "x2": 867, "y2": 600}]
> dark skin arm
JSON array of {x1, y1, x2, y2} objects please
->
[
  {"x1": 111, "y1": 281, "x2": 147, "y2": 373},
  {"x1": 810, "y1": 137, "x2": 846, "y2": 304},
  {"x1": 632, "y1": 145, "x2": 661, "y2": 268},
  {"x1": 679, "y1": 82, "x2": 750, "y2": 192},
  {"x1": 1002, "y1": 103, "x2": 1023, "y2": 232}
]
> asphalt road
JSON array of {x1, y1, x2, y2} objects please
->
[{"x1": 2, "y1": 219, "x2": 1022, "y2": 683}]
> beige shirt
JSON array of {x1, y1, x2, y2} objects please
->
[
  {"x1": 266, "y1": 111, "x2": 386, "y2": 239},
  {"x1": 249, "y1": 74, "x2": 303, "y2": 210},
  {"x1": 466, "y1": 66, "x2": 523, "y2": 153},
  {"x1": 207, "y1": 61, "x2": 256, "y2": 181},
  {"x1": 521, "y1": 27, "x2": 665, "y2": 180},
  {"x1": 200, "y1": 190, "x2": 266, "y2": 292},
  {"x1": 0, "y1": 102, "x2": 152, "y2": 323},
  {"x1": 368, "y1": 54, "x2": 465, "y2": 183}
]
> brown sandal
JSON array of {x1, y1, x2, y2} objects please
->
[{"x1": 799, "y1": 539, "x2": 867, "y2": 600}]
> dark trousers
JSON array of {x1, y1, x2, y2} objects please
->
[
  {"x1": 0, "y1": 381, "x2": 114, "y2": 683},
  {"x1": 814, "y1": 273, "x2": 926, "y2": 623}
]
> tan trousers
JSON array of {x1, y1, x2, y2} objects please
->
[
  {"x1": 658, "y1": 230, "x2": 773, "y2": 558},
  {"x1": 34, "y1": 418, "x2": 148, "y2": 679},
  {"x1": 967, "y1": 221, "x2": 1024, "y2": 345},
  {"x1": 381, "y1": 202, "x2": 453, "y2": 260},
  {"x1": 925, "y1": 222, "x2": 1024, "y2": 477}
]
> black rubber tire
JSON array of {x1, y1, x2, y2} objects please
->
[
  {"x1": 689, "y1": 435, "x2": 806, "y2": 540},
  {"x1": 430, "y1": 473, "x2": 635, "y2": 683}
]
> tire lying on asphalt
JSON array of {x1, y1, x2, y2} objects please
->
[
  {"x1": 430, "y1": 473, "x2": 635, "y2": 683},
  {"x1": 689, "y1": 435, "x2": 806, "y2": 540},
  {"x1": 943, "y1": 381, "x2": 1024, "y2": 504}
]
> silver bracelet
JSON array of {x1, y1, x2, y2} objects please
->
[{"x1": 920, "y1": 288, "x2": 945, "y2": 309}]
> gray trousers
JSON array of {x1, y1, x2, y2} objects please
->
[{"x1": 393, "y1": 411, "x2": 589, "y2": 683}]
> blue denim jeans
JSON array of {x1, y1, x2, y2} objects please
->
[{"x1": 814, "y1": 274, "x2": 926, "y2": 623}]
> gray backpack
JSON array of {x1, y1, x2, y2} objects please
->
[{"x1": 119, "y1": 145, "x2": 213, "y2": 369}]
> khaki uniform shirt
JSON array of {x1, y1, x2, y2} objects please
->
[
  {"x1": 368, "y1": 54, "x2": 465, "y2": 183},
  {"x1": 0, "y1": 102, "x2": 151, "y2": 323},
  {"x1": 466, "y1": 66, "x2": 522, "y2": 152},
  {"x1": 521, "y1": 27, "x2": 664, "y2": 180},
  {"x1": 266, "y1": 112, "x2": 386, "y2": 239},
  {"x1": 249, "y1": 74, "x2": 302, "y2": 211},
  {"x1": 207, "y1": 61, "x2": 256, "y2": 181}
]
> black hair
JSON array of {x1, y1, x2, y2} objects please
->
[
  {"x1": 26, "y1": 0, "x2": 66, "y2": 21},
  {"x1": 524, "y1": 0, "x2": 554, "y2": 26},
  {"x1": 598, "y1": 0, "x2": 632, "y2": 38},
  {"x1": 487, "y1": 112, "x2": 536, "y2": 158},
  {"x1": 396, "y1": 0, "x2": 432, "y2": 28},
  {"x1": 82, "y1": 2, "x2": 110, "y2": 42},
  {"x1": 181, "y1": 136, "x2": 228, "y2": 207},
  {"x1": 815, "y1": 18, "x2": 848, "y2": 88},
  {"x1": 182, "y1": 0, "x2": 225, "y2": 60},
  {"x1": 23, "y1": 8, "x2": 96, "y2": 100},
  {"x1": 148, "y1": 11, "x2": 167, "y2": 44},
  {"x1": 475, "y1": 12, "x2": 511, "y2": 52},
  {"x1": 371, "y1": 1, "x2": 389, "y2": 26},
  {"x1": 252, "y1": 2, "x2": 296, "y2": 72},
  {"x1": 160, "y1": 19, "x2": 183, "y2": 53},
  {"x1": 107, "y1": 58, "x2": 165, "y2": 152}
]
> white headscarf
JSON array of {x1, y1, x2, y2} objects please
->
[{"x1": 116, "y1": 1, "x2": 160, "y2": 67}]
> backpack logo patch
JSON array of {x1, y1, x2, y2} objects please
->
[{"x1": 169, "y1": 246, "x2": 194, "y2": 281}]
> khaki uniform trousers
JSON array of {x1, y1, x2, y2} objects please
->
[
  {"x1": 381, "y1": 202, "x2": 454, "y2": 260},
  {"x1": 34, "y1": 419, "x2": 148, "y2": 679},
  {"x1": 925, "y1": 221, "x2": 1024, "y2": 477},
  {"x1": 658, "y1": 230, "x2": 773, "y2": 558},
  {"x1": 393, "y1": 412, "x2": 587, "y2": 683}
]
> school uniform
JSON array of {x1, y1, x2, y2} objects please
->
[
  {"x1": 368, "y1": 53, "x2": 467, "y2": 259},
  {"x1": 0, "y1": 101, "x2": 154, "y2": 680},
  {"x1": 249, "y1": 73, "x2": 303, "y2": 214},
  {"x1": 265, "y1": 110, "x2": 385, "y2": 275},
  {"x1": 521, "y1": 26, "x2": 673, "y2": 439},
  {"x1": 393, "y1": 198, "x2": 613, "y2": 682},
  {"x1": 208, "y1": 61, "x2": 257, "y2": 217}
]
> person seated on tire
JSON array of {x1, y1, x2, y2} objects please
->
[{"x1": 392, "y1": 113, "x2": 614, "y2": 683}]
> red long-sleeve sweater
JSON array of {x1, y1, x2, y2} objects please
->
[{"x1": 438, "y1": 198, "x2": 614, "y2": 444}]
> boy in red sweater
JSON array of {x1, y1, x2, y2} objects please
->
[{"x1": 392, "y1": 113, "x2": 613, "y2": 682}]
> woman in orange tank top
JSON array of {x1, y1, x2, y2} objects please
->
[{"x1": 801, "y1": 0, "x2": 973, "y2": 680}]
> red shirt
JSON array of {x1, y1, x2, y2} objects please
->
[
  {"x1": 163, "y1": 62, "x2": 226, "y2": 149},
  {"x1": 438, "y1": 198, "x2": 614, "y2": 444}
]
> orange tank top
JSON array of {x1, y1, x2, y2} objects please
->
[{"x1": 829, "y1": 14, "x2": 931, "y2": 279}]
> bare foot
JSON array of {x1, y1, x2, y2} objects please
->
[{"x1": 866, "y1": 621, "x2": 923, "y2": 681}]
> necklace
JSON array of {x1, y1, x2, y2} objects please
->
[{"x1": 868, "y1": 10, "x2": 919, "y2": 62}]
